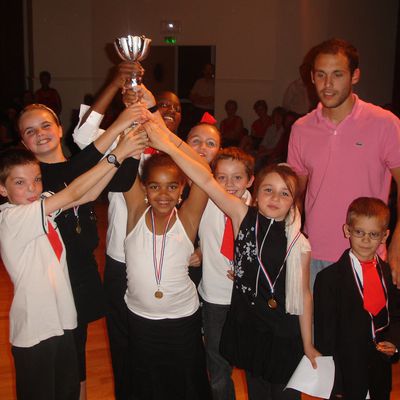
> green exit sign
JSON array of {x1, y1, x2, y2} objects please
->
[{"x1": 164, "y1": 36, "x2": 177, "y2": 45}]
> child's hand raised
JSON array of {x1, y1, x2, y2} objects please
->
[
  {"x1": 376, "y1": 341, "x2": 397, "y2": 357},
  {"x1": 135, "y1": 84, "x2": 157, "y2": 109},
  {"x1": 122, "y1": 89, "x2": 141, "y2": 107},
  {"x1": 112, "y1": 61, "x2": 144, "y2": 93},
  {"x1": 142, "y1": 121, "x2": 173, "y2": 152},
  {"x1": 112, "y1": 104, "x2": 152, "y2": 132},
  {"x1": 121, "y1": 82, "x2": 155, "y2": 108},
  {"x1": 115, "y1": 126, "x2": 149, "y2": 160}
]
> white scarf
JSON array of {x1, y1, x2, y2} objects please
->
[{"x1": 284, "y1": 206, "x2": 311, "y2": 315}]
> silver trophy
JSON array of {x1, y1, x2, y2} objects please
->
[{"x1": 114, "y1": 35, "x2": 152, "y2": 90}]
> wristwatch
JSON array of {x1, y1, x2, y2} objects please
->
[
  {"x1": 106, "y1": 153, "x2": 121, "y2": 168},
  {"x1": 148, "y1": 104, "x2": 158, "y2": 113}
]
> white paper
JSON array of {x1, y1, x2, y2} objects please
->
[{"x1": 285, "y1": 356, "x2": 335, "y2": 398}]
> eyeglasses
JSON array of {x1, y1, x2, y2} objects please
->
[
  {"x1": 349, "y1": 228, "x2": 385, "y2": 241},
  {"x1": 157, "y1": 101, "x2": 181, "y2": 113}
]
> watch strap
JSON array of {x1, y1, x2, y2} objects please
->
[
  {"x1": 148, "y1": 104, "x2": 158, "y2": 113},
  {"x1": 107, "y1": 154, "x2": 121, "y2": 168}
]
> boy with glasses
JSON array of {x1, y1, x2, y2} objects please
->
[{"x1": 314, "y1": 197, "x2": 399, "y2": 399}]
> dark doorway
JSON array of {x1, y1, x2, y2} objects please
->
[
  {"x1": 0, "y1": 1, "x2": 25, "y2": 109},
  {"x1": 141, "y1": 45, "x2": 215, "y2": 137}
]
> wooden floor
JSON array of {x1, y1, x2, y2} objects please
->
[{"x1": 0, "y1": 201, "x2": 399, "y2": 399}]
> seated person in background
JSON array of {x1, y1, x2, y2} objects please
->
[
  {"x1": 282, "y1": 63, "x2": 312, "y2": 116},
  {"x1": 314, "y1": 197, "x2": 400, "y2": 400},
  {"x1": 190, "y1": 63, "x2": 215, "y2": 126},
  {"x1": 250, "y1": 100, "x2": 272, "y2": 148},
  {"x1": 35, "y1": 70, "x2": 62, "y2": 116},
  {"x1": 220, "y1": 100, "x2": 244, "y2": 148},
  {"x1": 268, "y1": 111, "x2": 300, "y2": 164},
  {"x1": 256, "y1": 106, "x2": 286, "y2": 171}
]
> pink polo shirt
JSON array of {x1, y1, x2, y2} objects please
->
[{"x1": 288, "y1": 95, "x2": 400, "y2": 261}]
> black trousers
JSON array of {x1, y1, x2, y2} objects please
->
[
  {"x1": 72, "y1": 322, "x2": 87, "y2": 382},
  {"x1": 128, "y1": 309, "x2": 212, "y2": 400},
  {"x1": 103, "y1": 255, "x2": 135, "y2": 400},
  {"x1": 12, "y1": 330, "x2": 80, "y2": 400},
  {"x1": 245, "y1": 371, "x2": 300, "y2": 400}
]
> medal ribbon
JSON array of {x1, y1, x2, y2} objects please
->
[
  {"x1": 255, "y1": 214, "x2": 300, "y2": 298},
  {"x1": 150, "y1": 207, "x2": 175, "y2": 290},
  {"x1": 350, "y1": 255, "x2": 389, "y2": 343}
]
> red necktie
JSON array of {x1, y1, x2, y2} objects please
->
[
  {"x1": 47, "y1": 220, "x2": 63, "y2": 261},
  {"x1": 360, "y1": 259, "x2": 386, "y2": 316},
  {"x1": 220, "y1": 216, "x2": 234, "y2": 261}
]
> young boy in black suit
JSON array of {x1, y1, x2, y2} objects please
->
[{"x1": 314, "y1": 197, "x2": 399, "y2": 400}]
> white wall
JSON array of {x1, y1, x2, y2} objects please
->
[
  {"x1": 29, "y1": 0, "x2": 94, "y2": 125},
  {"x1": 29, "y1": 0, "x2": 398, "y2": 130}
]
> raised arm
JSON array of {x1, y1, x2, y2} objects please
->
[
  {"x1": 91, "y1": 104, "x2": 149, "y2": 155},
  {"x1": 123, "y1": 172, "x2": 147, "y2": 236},
  {"x1": 45, "y1": 122, "x2": 148, "y2": 216},
  {"x1": 144, "y1": 120, "x2": 248, "y2": 234},
  {"x1": 79, "y1": 62, "x2": 142, "y2": 126}
]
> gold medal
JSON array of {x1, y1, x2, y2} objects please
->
[
  {"x1": 151, "y1": 208, "x2": 175, "y2": 301},
  {"x1": 267, "y1": 298, "x2": 278, "y2": 309},
  {"x1": 76, "y1": 221, "x2": 82, "y2": 234}
]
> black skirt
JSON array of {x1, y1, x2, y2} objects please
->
[{"x1": 128, "y1": 309, "x2": 212, "y2": 400}]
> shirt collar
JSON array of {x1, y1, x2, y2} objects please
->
[
  {"x1": 0, "y1": 202, "x2": 15, "y2": 212},
  {"x1": 315, "y1": 94, "x2": 362, "y2": 126}
]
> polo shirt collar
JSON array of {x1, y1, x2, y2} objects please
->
[{"x1": 315, "y1": 94, "x2": 362, "y2": 125}]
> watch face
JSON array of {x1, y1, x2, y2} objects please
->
[{"x1": 107, "y1": 154, "x2": 116, "y2": 164}]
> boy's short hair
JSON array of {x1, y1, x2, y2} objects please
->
[
  {"x1": 311, "y1": 38, "x2": 359, "y2": 75},
  {"x1": 211, "y1": 147, "x2": 254, "y2": 179},
  {"x1": 0, "y1": 148, "x2": 39, "y2": 184},
  {"x1": 346, "y1": 197, "x2": 390, "y2": 229}
]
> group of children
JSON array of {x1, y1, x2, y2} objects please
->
[{"x1": 0, "y1": 83, "x2": 399, "y2": 400}]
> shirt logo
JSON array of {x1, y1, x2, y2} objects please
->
[{"x1": 355, "y1": 141, "x2": 363, "y2": 147}]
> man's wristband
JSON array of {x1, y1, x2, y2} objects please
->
[{"x1": 148, "y1": 105, "x2": 158, "y2": 113}]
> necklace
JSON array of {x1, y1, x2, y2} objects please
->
[
  {"x1": 150, "y1": 207, "x2": 175, "y2": 299},
  {"x1": 255, "y1": 214, "x2": 300, "y2": 309}
]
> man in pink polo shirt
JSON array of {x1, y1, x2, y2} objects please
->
[{"x1": 288, "y1": 38, "x2": 400, "y2": 288}]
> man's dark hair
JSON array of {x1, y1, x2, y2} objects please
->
[{"x1": 311, "y1": 38, "x2": 359, "y2": 75}]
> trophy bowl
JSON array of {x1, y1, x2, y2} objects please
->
[{"x1": 114, "y1": 35, "x2": 152, "y2": 88}]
